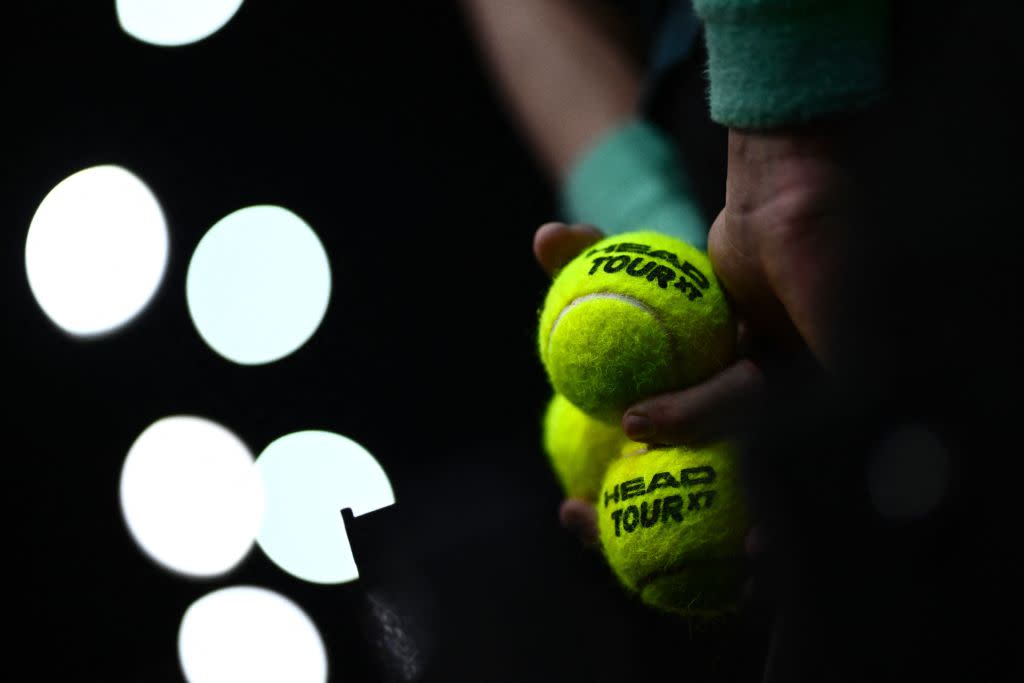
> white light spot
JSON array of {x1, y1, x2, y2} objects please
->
[
  {"x1": 117, "y1": 0, "x2": 246, "y2": 47},
  {"x1": 255, "y1": 431, "x2": 395, "y2": 584},
  {"x1": 179, "y1": 586, "x2": 327, "y2": 683},
  {"x1": 120, "y1": 416, "x2": 264, "y2": 577},
  {"x1": 186, "y1": 205, "x2": 331, "y2": 365},
  {"x1": 25, "y1": 165, "x2": 168, "y2": 337},
  {"x1": 867, "y1": 424, "x2": 952, "y2": 519}
]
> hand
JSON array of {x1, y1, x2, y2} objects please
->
[
  {"x1": 613, "y1": 125, "x2": 860, "y2": 615},
  {"x1": 622, "y1": 125, "x2": 858, "y2": 446}
]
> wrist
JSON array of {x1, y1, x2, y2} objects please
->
[{"x1": 725, "y1": 127, "x2": 854, "y2": 216}]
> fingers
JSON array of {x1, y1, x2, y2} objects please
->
[
  {"x1": 708, "y1": 129, "x2": 854, "y2": 365},
  {"x1": 558, "y1": 498, "x2": 598, "y2": 546},
  {"x1": 708, "y1": 211, "x2": 806, "y2": 356},
  {"x1": 533, "y1": 221, "x2": 604, "y2": 276},
  {"x1": 621, "y1": 359, "x2": 766, "y2": 446}
]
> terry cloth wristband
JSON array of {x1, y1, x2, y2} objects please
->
[
  {"x1": 694, "y1": 0, "x2": 890, "y2": 128},
  {"x1": 562, "y1": 119, "x2": 708, "y2": 249}
]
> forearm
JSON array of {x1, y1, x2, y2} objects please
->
[{"x1": 459, "y1": 0, "x2": 642, "y2": 180}]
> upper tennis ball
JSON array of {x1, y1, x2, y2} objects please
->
[{"x1": 537, "y1": 231, "x2": 735, "y2": 423}]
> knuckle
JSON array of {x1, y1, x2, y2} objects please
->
[{"x1": 732, "y1": 358, "x2": 766, "y2": 387}]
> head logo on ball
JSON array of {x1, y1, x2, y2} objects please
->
[{"x1": 598, "y1": 443, "x2": 749, "y2": 617}]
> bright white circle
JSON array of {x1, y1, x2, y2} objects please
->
[
  {"x1": 186, "y1": 205, "x2": 331, "y2": 365},
  {"x1": 116, "y1": 0, "x2": 246, "y2": 47},
  {"x1": 255, "y1": 431, "x2": 395, "y2": 584},
  {"x1": 867, "y1": 424, "x2": 952, "y2": 519},
  {"x1": 178, "y1": 586, "x2": 327, "y2": 683},
  {"x1": 119, "y1": 415, "x2": 264, "y2": 577},
  {"x1": 24, "y1": 165, "x2": 168, "y2": 337}
]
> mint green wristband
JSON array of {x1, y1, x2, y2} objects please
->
[{"x1": 562, "y1": 120, "x2": 708, "y2": 249}]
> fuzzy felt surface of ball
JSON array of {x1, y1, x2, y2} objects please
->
[
  {"x1": 597, "y1": 443, "x2": 749, "y2": 617},
  {"x1": 542, "y1": 393, "x2": 632, "y2": 501},
  {"x1": 537, "y1": 231, "x2": 735, "y2": 423}
]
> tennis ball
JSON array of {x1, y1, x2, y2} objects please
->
[
  {"x1": 597, "y1": 443, "x2": 749, "y2": 617},
  {"x1": 537, "y1": 231, "x2": 735, "y2": 423},
  {"x1": 542, "y1": 393, "x2": 632, "y2": 501}
]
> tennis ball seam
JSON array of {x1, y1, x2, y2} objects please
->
[
  {"x1": 636, "y1": 561, "x2": 744, "y2": 617},
  {"x1": 623, "y1": 444, "x2": 650, "y2": 458},
  {"x1": 538, "y1": 230, "x2": 736, "y2": 421},
  {"x1": 598, "y1": 444, "x2": 750, "y2": 615},
  {"x1": 548, "y1": 292, "x2": 663, "y2": 344},
  {"x1": 634, "y1": 557, "x2": 745, "y2": 592},
  {"x1": 546, "y1": 292, "x2": 681, "y2": 386}
]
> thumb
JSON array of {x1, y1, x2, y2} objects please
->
[{"x1": 534, "y1": 222, "x2": 604, "y2": 277}]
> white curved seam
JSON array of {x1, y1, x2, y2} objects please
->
[
  {"x1": 622, "y1": 444, "x2": 650, "y2": 458},
  {"x1": 548, "y1": 292, "x2": 668, "y2": 356}
]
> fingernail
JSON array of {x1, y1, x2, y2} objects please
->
[
  {"x1": 540, "y1": 221, "x2": 567, "y2": 232},
  {"x1": 623, "y1": 413, "x2": 651, "y2": 439}
]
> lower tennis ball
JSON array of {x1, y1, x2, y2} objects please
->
[
  {"x1": 597, "y1": 443, "x2": 749, "y2": 617},
  {"x1": 537, "y1": 231, "x2": 735, "y2": 423},
  {"x1": 542, "y1": 393, "x2": 632, "y2": 501}
]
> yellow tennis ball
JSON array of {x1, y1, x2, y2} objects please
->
[
  {"x1": 542, "y1": 393, "x2": 633, "y2": 501},
  {"x1": 597, "y1": 443, "x2": 749, "y2": 617},
  {"x1": 537, "y1": 231, "x2": 735, "y2": 423}
]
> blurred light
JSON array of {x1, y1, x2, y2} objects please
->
[
  {"x1": 255, "y1": 430, "x2": 395, "y2": 584},
  {"x1": 186, "y1": 205, "x2": 331, "y2": 365},
  {"x1": 24, "y1": 164, "x2": 168, "y2": 337},
  {"x1": 867, "y1": 424, "x2": 952, "y2": 519},
  {"x1": 119, "y1": 415, "x2": 264, "y2": 577},
  {"x1": 116, "y1": 0, "x2": 246, "y2": 47},
  {"x1": 178, "y1": 586, "x2": 327, "y2": 683}
]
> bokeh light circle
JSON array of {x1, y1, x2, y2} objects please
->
[
  {"x1": 178, "y1": 586, "x2": 327, "y2": 683},
  {"x1": 117, "y1": 0, "x2": 246, "y2": 47},
  {"x1": 867, "y1": 424, "x2": 952, "y2": 519},
  {"x1": 186, "y1": 205, "x2": 331, "y2": 365},
  {"x1": 256, "y1": 430, "x2": 395, "y2": 584},
  {"x1": 25, "y1": 164, "x2": 168, "y2": 336},
  {"x1": 119, "y1": 415, "x2": 264, "y2": 577}
]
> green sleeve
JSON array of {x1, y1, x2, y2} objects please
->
[
  {"x1": 692, "y1": 0, "x2": 890, "y2": 128},
  {"x1": 561, "y1": 120, "x2": 708, "y2": 249}
]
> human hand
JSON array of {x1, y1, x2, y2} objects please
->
[
  {"x1": 607, "y1": 125, "x2": 859, "y2": 614},
  {"x1": 533, "y1": 215, "x2": 770, "y2": 551},
  {"x1": 621, "y1": 125, "x2": 857, "y2": 446}
]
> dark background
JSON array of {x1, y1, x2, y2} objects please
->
[
  {"x1": 3, "y1": 2, "x2": 765, "y2": 681},
  {"x1": 5, "y1": 2, "x2": 1020, "y2": 682}
]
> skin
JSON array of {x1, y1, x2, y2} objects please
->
[
  {"x1": 536, "y1": 126, "x2": 856, "y2": 549},
  {"x1": 459, "y1": 0, "x2": 641, "y2": 181},
  {"x1": 464, "y1": 1, "x2": 868, "y2": 671}
]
